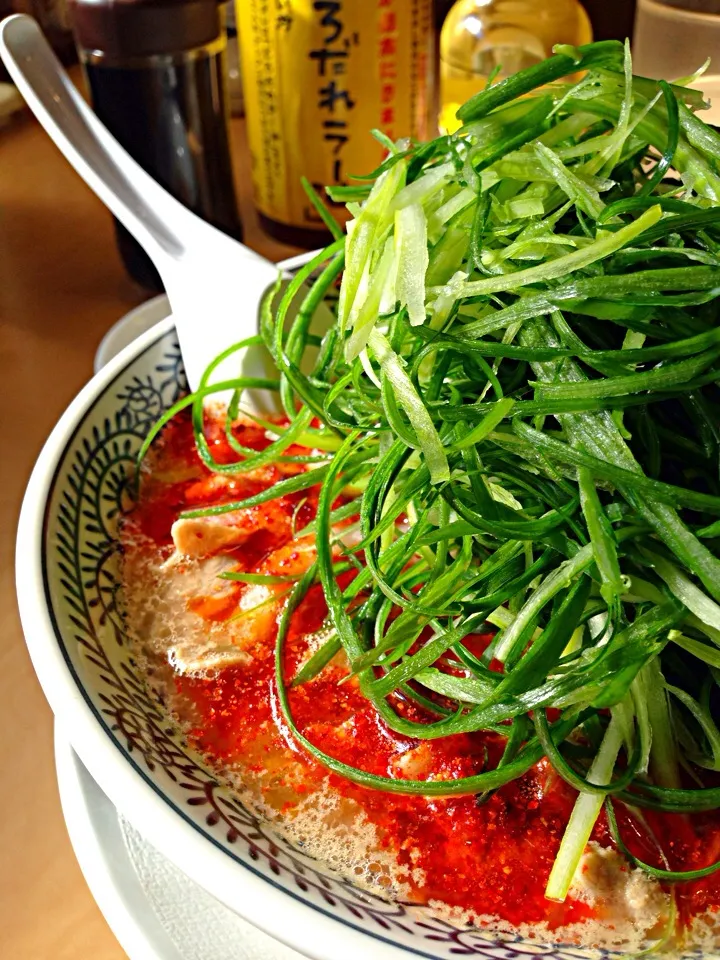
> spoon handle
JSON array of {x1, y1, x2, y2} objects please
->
[{"x1": 0, "y1": 15, "x2": 212, "y2": 270}]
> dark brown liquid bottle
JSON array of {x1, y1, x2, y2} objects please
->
[{"x1": 68, "y1": 0, "x2": 242, "y2": 292}]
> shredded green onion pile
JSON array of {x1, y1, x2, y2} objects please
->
[{"x1": 142, "y1": 41, "x2": 720, "y2": 903}]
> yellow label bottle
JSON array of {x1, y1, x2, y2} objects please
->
[{"x1": 237, "y1": 0, "x2": 437, "y2": 244}]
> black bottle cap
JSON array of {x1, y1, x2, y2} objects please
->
[{"x1": 67, "y1": 0, "x2": 223, "y2": 58}]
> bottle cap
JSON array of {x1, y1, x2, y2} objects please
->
[{"x1": 67, "y1": 0, "x2": 223, "y2": 58}]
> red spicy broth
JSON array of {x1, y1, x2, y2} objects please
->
[{"x1": 120, "y1": 409, "x2": 720, "y2": 947}]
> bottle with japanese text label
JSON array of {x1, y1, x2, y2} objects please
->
[
  {"x1": 236, "y1": 0, "x2": 438, "y2": 247},
  {"x1": 439, "y1": 0, "x2": 592, "y2": 133}
]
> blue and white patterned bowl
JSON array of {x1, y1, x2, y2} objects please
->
[{"x1": 17, "y1": 311, "x2": 630, "y2": 960}]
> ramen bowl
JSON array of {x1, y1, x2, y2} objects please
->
[{"x1": 18, "y1": 306, "x2": 677, "y2": 960}]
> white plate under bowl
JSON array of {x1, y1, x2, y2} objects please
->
[
  {"x1": 55, "y1": 725, "x2": 303, "y2": 960},
  {"x1": 55, "y1": 724, "x2": 185, "y2": 960},
  {"x1": 16, "y1": 254, "x2": 654, "y2": 960}
]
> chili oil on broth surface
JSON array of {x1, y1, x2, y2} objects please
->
[{"x1": 116, "y1": 405, "x2": 720, "y2": 954}]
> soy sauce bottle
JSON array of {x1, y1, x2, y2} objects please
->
[{"x1": 68, "y1": 0, "x2": 242, "y2": 291}]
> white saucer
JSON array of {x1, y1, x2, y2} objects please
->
[
  {"x1": 55, "y1": 727, "x2": 304, "y2": 960},
  {"x1": 55, "y1": 725, "x2": 185, "y2": 960}
]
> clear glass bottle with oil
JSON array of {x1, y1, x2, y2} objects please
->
[{"x1": 440, "y1": 0, "x2": 592, "y2": 131}]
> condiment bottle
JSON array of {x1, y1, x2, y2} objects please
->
[
  {"x1": 68, "y1": 0, "x2": 242, "y2": 292},
  {"x1": 236, "y1": 0, "x2": 438, "y2": 248},
  {"x1": 439, "y1": 0, "x2": 592, "y2": 132}
]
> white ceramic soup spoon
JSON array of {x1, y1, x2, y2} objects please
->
[{"x1": 0, "y1": 14, "x2": 291, "y2": 401}]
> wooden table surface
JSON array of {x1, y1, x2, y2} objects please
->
[{"x1": 0, "y1": 102, "x2": 300, "y2": 960}]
